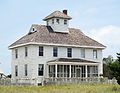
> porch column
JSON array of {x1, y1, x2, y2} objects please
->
[
  {"x1": 85, "y1": 65, "x2": 88, "y2": 78},
  {"x1": 55, "y1": 64, "x2": 57, "y2": 78},
  {"x1": 46, "y1": 64, "x2": 49, "y2": 78},
  {"x1": 69, "y1": 65, "x2": 71, "y2": 78}
]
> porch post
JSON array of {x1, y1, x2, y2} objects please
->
[
  {"x1": 55, "y1": 64, "x2": 57, "y2": 78},
  {"x1": 85, "y1": 65, "x2": 88, "y2": 78},
  {"x1": 69, "y1": 65, "x2": 71, "y2": 78},
  {"x1": 46, "y1": 64, "x2": 49, "y2": 78}
]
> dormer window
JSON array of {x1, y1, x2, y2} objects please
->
[
  {"x1": 56, "y1": 19, "x2": 59, "y2": 24},
  {"x1": 52, "y1": 19, "x2": 54, "y2": 24},
  {"x1": 64, "y1": 20, "x2": 67, "y2": 25}
]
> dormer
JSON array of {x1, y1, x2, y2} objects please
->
[{"x1": 43, "y1": 10, "x2": 72, "y2": 33}]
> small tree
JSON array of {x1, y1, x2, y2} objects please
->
[
  {"x1": 109, "y1": 53, "x2": 120, "y2": 84},
  {"x1": 103, "y1": 55, "x2": 114, "y2": 78}
]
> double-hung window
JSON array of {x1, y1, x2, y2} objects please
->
[
  {"x1": 15, "y1": 49, "x2": 18, "y2": 59},
  {"x1": 93, "y1": 50, "x2": 97, "y2": 59},
  {"x1": 25, "y1": 47, "x2": 28, "y2": 57},
  {"x1": 53, "y1": 47, "x2": 58, "y2": 57},
  {"x1": 39, "y1": 46, "x2": 43, "y2": 56},
  {"x1": 25, "y1": 64, "x2": 28, "y2": 76},
  {"x1": 81, "y1": 48, "x2": 85, "y2": 58},
  {"x1": 15, "y1": 65, "x2": 18, "y2": 76},
  {"x1": 67, "y1": 48, "x2": 72, "y2": 57},
  {"x1": 38, "y1": 64, "x2": 44, "y2": 76}
]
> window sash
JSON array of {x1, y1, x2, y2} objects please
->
[
  {"x1": 25, "y1": 47, "x2": 28, "y2": 57},
  {"x1": 81, "y1": 48, "x2": 85, "y2": 58},
  {"x1": 64, "y1": 20, "x2": 67, "y2": 24},
  {"x1": 56, "y1": 19, "x2": 59, "y2": 24},
  {"x1": 52, "y1": 19, "x2": 54, "y2": 24},
  {"x1": 67, "y1": 48, "x2": 72, "y2": 57},
  {"x1": 25, "y1": 64, "x2": 28, "y2": 76},
  {"x1": 15, "y1": 49, "x2": 18, "y2": 58},
  {"x1": 38, "y1": 64, "x2": 44, "y2": 76},
  {"x1": 15, "y1": 65, "x2": 18, "y2": 76},
  {"x1": 53, "y1": 47, "x2": 58, "y2": 57},
  {"x1": 93, "y1": 50, "x2": 97, "y2": 59},
  {"x1": 39, "y1": 46, "x2": 43, "y2": 56}
]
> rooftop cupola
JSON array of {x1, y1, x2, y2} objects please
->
[{"x1": 43, "y1": 10, "x2": 72, "y2": 33}]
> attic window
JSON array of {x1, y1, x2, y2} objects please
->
[{"x1": 56, "y1": 19, "x2": 59, "y2": 24}]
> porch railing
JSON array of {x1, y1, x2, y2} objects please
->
[{"x1": 44, "y1": 77, "x2": 117, "y2": 85}]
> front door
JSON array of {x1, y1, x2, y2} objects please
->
[{"x1": 76, "y1": 67, "x2": 82, "y2": 77}]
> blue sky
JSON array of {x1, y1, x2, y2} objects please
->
[{"x1": 0, "y1": 0, "x2": 120, "y2": 74}]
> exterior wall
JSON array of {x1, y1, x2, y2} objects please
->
[
  {"x1": 11, "y1": 45, "x2": 103, "y2": 85},
  {"x1": 47, "y1": 18, "x2": 69, "y2": 33}
]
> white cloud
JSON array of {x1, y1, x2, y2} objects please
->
[{"x1": 88, "y1": 25, "x2": 120, "y2": 58}]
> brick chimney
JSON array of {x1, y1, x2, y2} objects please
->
[{"x1": 63, "y1": 10, "x2": 67, "y2": 15}]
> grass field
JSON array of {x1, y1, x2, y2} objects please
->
[{"x1": 0, "y1": 84, "x2": 120, "y2": 93}]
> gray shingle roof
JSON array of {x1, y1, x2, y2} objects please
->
[
  {"x1": 9, "y1": 24, "x2": 105, "y2": 48},
  {"x1": 43, "y1": 11, "x2": 72, "y2": 21}
]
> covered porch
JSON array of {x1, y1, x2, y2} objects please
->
[{"x1": 45, "y1": 58, "x2": 99, "y2": 83}]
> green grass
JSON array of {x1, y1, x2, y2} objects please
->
[{"x1": 0, "y1": 84, "x2": 120, "y2": 93}]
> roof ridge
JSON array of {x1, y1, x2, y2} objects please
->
[{"x1": 43, "y1": 10, "x2": 72, "y2": 21}]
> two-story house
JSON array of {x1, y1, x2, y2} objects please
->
[{"x1": 9, "y1": 10, "x2": 106, "y2": 85}]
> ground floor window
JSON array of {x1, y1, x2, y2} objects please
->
[
  {"x1": 15, "y1": 65, "x2": 18, "y2": 76},
  {"x1": 38, "y1": 64, "x2": 44, "y2": 76},
  {"x1": 24, "y1": 64, "x2": 28, "y2": 76}
]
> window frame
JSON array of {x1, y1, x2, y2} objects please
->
[
  {"x1": 53, "y1": 47, "x2": 58, "y2": 57},
  {"x1": 25, "y1": 64, "x2": 28, "y2": 76},
  {"x1": 52, "y1": 19, "x2": 54, "y2": 24},
  {"x1": 15, "y1": 49, "x2": 18, "y2": 59},
  {"x1": 67, "y1": 48, "x2": 72, "y2": 57},
  {"x1": 56, "y1": 19, "x2": 60, "y2": 24},
  {"x1": 15, "y1": 65, "x2": 18, "y2": 77},
  {"x1": 93, "y1": 50, "x2": 97, "y2": 59},
  {"x1": 25, "y1": 47, "x2": 28, "y2": 57},
  {"x1": 64, "y1": 20, "x2": 67, "y2": 25},
  {"x1": 81, "y1": 48, "x2": 85, "y2": 58},
  {"x1": 39, "y1": 46, "x2": 44, "y2": 56},
  {"x1": 38, "y1": 64, "x2": 44, "y2": 76}
]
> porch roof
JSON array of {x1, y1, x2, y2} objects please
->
[{"x1": 47, "y1": 58, "x2": 99, "y2": 65}]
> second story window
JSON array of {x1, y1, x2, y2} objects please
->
[
  {"x1": 81, "y1": 48, "x2": 85, "y2": 58},
  {"x1": 67, "y1": 48, "x2": 72, "y2": 57},
  {"x1": 15, "y1": 65, "x2": 18, "y2": 77},
  {"x1": 93, "y1": 50, "x2": 97, "y2": 59},
  {"x1": 64, "y1": 20, "x2": 67, "y2": 25},
  {"x1": 25, "y1": 47, "x2": 28, "y2": 57},
  {"x1": 15, "y1": 49, "x2": 18, "y2": 59},
  {"x1": 39, "y1": 46, "x2": 44, "y2": 56},
  {"x1": 52, "y1": 19, "x2": 54, "y2": 24},
  {"x1": 56, "y1": 19, "x2": 60, "y2": 24},
  {"x1": 38, "y1": 64, "x2": 44, "y2": 76},
  {"x1": 53, "y1": 47, "x2": 58, "y2": 57},
  {"x1": 25, "y1": 64, "x2": 28, "y2": 76}
]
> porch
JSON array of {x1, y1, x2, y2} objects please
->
[{"x1": 46, "y1": 58, "x2": 99, "y2": 82}]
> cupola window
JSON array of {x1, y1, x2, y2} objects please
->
[
  {"x1": 52, "y1": 19, "x2": 54, "y2": 24},
  {"x1": 64, "y1": 20, "x2": 67, "y2": 25},
  {"x1": 56, "y1": 19, "x2": 60, "y2": 24}
]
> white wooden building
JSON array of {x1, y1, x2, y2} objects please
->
[{"x1": 9, "y1": 10, "x2": 106, "y2": 85}]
